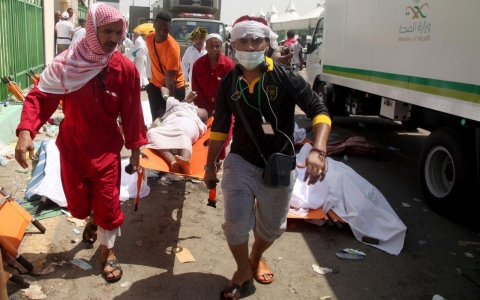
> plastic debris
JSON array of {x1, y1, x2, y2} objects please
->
[
  {"x1": 359, "y1": 123, "x2": 365, "y2": 128},
  {"x1": 320, "y1": 297, "x2": 331, "y2": 300},
  {"x1": 70, "y1": 259, "x2": 93, "y2": 271},
  {"x1": 388, "y1": 146, "x2": 400, "y2": 151},
  {"x1": 0, "y1": 156, "x2": 7, "y2": 167},
  {"x1": 39, "y1": 264, "x2": 55, "y2": 275},
  {"x1": 146, "y1": 169, "x2": 159, "y2": 178},
  {"x1": 52, "y1": 261, "x2": 67, "y2": 266},
  {"x1": 136, "y1": 241, "x2": 143, "y2": 247},
  {"x1": 343, "y1": 248, "x2": 366, "y2": 256},
  {"x1": 15, "y1": 169, "x2": 29, "y2": 174},
  {"x1": 402, "y1": 203, "x2": 411, "y2": 207},
  {"x1": 418, "y1": 240, "x2": 426, "y2": 245},
  {"x1": 413, "y1": 198, "x2": 422, "y2": 202},
  {"x1": 465, "y1": 252, "x2": 474, "y2": 258},
  {"x1": 432, "y1": 295, "x2": 446, "y2": 300},
  {"x1": 343, "y1": 154, "x2": 349, "y2": 162},
  {"x1": 66, "y1": 217, "x2": 85, "y2": 227},
  {"x1": 120, "y1": 281, "x2": 131, "y2": 288},
  {"x1": 22, "y1": 284, "x2": 47, "y2": 299},
  {"x1": 72, "y1": 228, "x2": 81, "y2": 235},
  {"x1": 71, "y1": 238, "x2": 80, "y2": 243},
  {"x1": 312, "y1": 264, "x2": 333, "y2": 275},
  {"x1": 335, "y1": 252, "x2": 364, "y2": 260}
]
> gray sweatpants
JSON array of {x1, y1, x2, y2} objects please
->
[{"x1": 221, "y1": 153, "x2": 297, "y2": 245}]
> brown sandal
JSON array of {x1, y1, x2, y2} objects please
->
[
  {"x1": 102, "y1": 259, "x2": 123, "y2": 283},
  {"x1": 82, "y1": 220, "x2": 97, "y2": 245},
  {"x1": 250, "y1": 258, "x2": 274, "y2": 284}
]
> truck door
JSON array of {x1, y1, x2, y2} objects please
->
[{"x1": 306, "y1": 16, "x2": 324, "y2": 87}]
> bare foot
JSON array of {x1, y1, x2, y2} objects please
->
[
  {"x1": 101, "y1": 247, "x2": 122, "y2": 282},
  {"x1": 174, "y1": 155, "x2": 192, "y2": 175},
  {"x1": 170, "y1": 161, "x2": 181, "y2": 173}
]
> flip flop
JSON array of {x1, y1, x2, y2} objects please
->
[
  {"x1": 82, "y1": 220, "x2": 97, "y2": 245},
  {"x1": 102, "y1": 259, "x2": 123, "y2": 283},
  {"x1": 250, "y1": 258, "x2": 274, "y2": 284},
  {"x1": 219, "y1": 278, "x2": 253, "y2": 300}
]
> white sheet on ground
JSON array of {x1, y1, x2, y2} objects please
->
[
  {"x1": 27, "y1": 140, "x2": 150, "y2": 207},
  {"x1": 292, "y1": 143, "x2": 407, "y2": 255}
]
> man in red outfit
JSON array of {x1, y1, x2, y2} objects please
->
[
  {"x1": 192, "y1": 33, "x2": 235, "y2": 163},
  {"x1": 14, "y1": 3, "x2": 147, "y2": 283}
]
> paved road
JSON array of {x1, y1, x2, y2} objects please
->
[{"x1": 3, "y1": 84, "x2": 480, "y2": 300}]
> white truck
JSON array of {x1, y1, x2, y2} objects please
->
[{"x1": 306, "y1": 0, "x2": 480, "y2": 213}]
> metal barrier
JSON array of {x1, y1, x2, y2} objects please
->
[{"x1": 0, "y1": 0, "x2": 44, "y2": 101}]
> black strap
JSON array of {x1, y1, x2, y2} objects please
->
[
  {"x1": 97, "y1": 66, "x2": 108, "y2": 91},
  {"x1": 153, "y1": 40, "x2": 177, "y2": 96},
  {"x1": 231, "y1": 72, "x2": 267, "y2": 165}
]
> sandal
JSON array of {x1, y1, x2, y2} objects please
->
[
  {"x1": 82, "y1": 220, "x2": 97, "y2": 245},
  {"x1": 219, "y1": 278, "x2": 253, "y2": 300},
  {"x1": 250, "y1": 258, "x2": 274, "y2": 284},
  {"x1": 102, "y1": 259, "x2": 123, "y2": 283}
]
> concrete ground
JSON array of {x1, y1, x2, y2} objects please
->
[{"x1": 2, "y1": 86, "x2": 480, "y2": 300}]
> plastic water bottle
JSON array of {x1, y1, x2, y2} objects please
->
[{"x1": 0, "y1": 156, "x2": 7, "y2": 167}]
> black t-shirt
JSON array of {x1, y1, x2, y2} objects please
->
[{"x1": 212, "y1": 60, "x2": 329, "y2": 168}]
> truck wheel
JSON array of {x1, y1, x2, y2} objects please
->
[
  {"x1": 419, "y1": 127, "x2": 471, "y2": 212},
  {"x1": 315, "y1": 84, "x2": 326, "y2": 106}
]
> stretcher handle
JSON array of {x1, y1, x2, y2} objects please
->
[{"x1": 326, "y1": 210, "x2": 344, "y2": 231}]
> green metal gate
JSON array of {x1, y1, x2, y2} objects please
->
[{"x1": 0, "y1": 0, "x2": 44, "y2": 101}]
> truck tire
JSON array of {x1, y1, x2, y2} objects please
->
[
  {"x1": 315, "y1": 83, "x2": 326, "y2": 105},
  {"x1": 419, "y1": 127, "x2": 471, "y2": 212}
]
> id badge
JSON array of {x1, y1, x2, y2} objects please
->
[{"x1": 261, "y1": 122, "x2": 274, "y2": 135}]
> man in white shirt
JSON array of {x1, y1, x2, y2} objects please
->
[
  {"x1": 70, "y1": 18, "x2": 86, "y2": 45},
  {"x1": 132, "y1": 32, "x2": 149, "y2": 89},
  {"x1": 55, "y1": 12, "x2": 74, "y2": 55},
  {"x1": 181, "y1": 27, "x2": 207, "y2": 87},
  {"x1": 285, "y1": 30, "x2": 304, "y2": 71},
  {"x1": 121, "y1": 35, "x2": 135, "y2": 62}
]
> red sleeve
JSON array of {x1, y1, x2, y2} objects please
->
[
  {"x1": 191, "y1": 58, "x2": 209, "y2": 110},
  {"x1": 16, "y1": 83, "x2": 62, "y2": 139},
  {"x1": 119, "y1": 58, "x2": 148, "y2": 150}
]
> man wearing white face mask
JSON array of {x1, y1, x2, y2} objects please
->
[{"x1": 203, "y1": 15, "x2": 332, "y2": 299}]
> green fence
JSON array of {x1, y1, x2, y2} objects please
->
[{"x1": 0, "y1": 0, "x2": 44, "y2": 101}]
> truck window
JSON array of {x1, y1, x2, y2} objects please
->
[
  {"x1": 312, "y1": 18, "x2": 324, "y2": 50},
  {"x1": 171, "y1": 20, "x2": 225, "y2": 43}
]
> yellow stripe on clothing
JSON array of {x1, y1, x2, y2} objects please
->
[
  {"x1": 210, "y1": 131, "x2": 228, "y2": 141},
  {"x1": 312, "y1": 114, "x2": 332, "y2": 127}
]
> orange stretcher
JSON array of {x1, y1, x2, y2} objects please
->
[
  {"x1": 135, "y1": 119, "x2": 346, "y2": 227},
  {"x1": 134, "y1": 117, "x2": 214, "y2": 211},
  {"x1": 0, "y1": 187, "x2": 46, "y2": 273}
]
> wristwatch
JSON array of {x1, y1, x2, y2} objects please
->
[{"x1": 203, "y1": 164, "x2": 217, "y2": 171}]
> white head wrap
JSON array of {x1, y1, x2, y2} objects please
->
[
  {"x1": 206, "y1": 33, "x2": 222, "y2": 42},
  {"x1": 269, "y1": 31, "x2": 279, "y2": 49},
  {"x1": 230, "y1": 20, "x2": 272, "y2": 42}
]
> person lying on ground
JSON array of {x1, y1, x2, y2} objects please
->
[{"x1": 146, "y1": 87, "x2": 208, "y2": 174}]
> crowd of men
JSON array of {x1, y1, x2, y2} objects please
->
[{"x1": 12, "y1": 4, "x2": 330, "y2": 299}]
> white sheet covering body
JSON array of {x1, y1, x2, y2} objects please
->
[
  {"x1": 146, "y1": 97, "x2": 207, "y2": 154},
  {"x1": 292, "y1": 143, "x2": 407, "y2": 255},
  {"x1": 26, "y1": 140, "x2": 150, "y2": 207}
]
